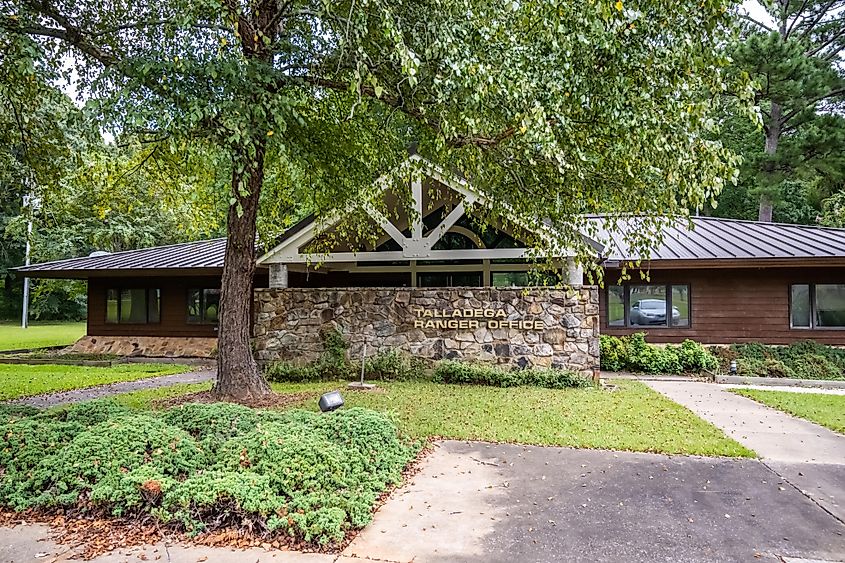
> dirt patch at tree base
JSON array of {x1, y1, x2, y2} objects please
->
[{"x1": 153, "y1": 390, "x2": 314, "y2": 409}]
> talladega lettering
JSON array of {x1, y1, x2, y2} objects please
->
[{"x1": 412, "y1": 307, "x2": 545, "y2": 330}]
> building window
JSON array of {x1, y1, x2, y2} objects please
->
[
  {"x1": 492, "y1": 271, "x2": 529, "y2": 287},
  {"x1": 491, "y1": 271, "x2": 560, "y2": 287},
  {"x1": 187, "y1": 288, "x2": 221, "y2": 324},
  {"x1": 607, "y1": 284, "x2": 690, "y2": 328},
  {"x1": 106, "y1": 288, "x2": 160, "y2": 324},
  {"x1": 790, "y1": 284, "x2": 845, "y2": 329},
  {"x1": 418, "y1": 272, "x2": 483, "y2": 287}
]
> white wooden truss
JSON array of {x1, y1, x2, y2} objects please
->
[{"x1": 257, "y1": 155, "x2": 587, "y2": 285}]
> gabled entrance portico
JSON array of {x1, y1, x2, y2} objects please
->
[
  {"x1": 254, "y1": 156, "x2": 600, "y2": 375},
  {"x1": 257, "y1": 155, "x2": 589, "y2": 288}
]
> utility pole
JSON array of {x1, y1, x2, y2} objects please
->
[{"x1": 21, "y1": 193, "x2": 39, "y2": 329}]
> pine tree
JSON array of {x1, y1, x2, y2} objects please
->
[{"x1": 733, "y1": 0, "x2": 845, "y2": 222}]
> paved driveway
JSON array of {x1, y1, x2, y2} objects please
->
[
  {"x1": 4, "y1": 441, "x2": 842, "y2": 563},
  {"x1": 347, "y1": 441, "x2": 845, "y2": 563}
]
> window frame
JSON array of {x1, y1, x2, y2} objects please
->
[
  {"x1": 606, "y1": 283, "x2": 691, "y2": 329},
  {"x1": 186, "y1": 287, "x2": 222, "y2": 325},
  {"x1": 105, "y1": 287, "x2": 161, "y2": 325},
  {"x1": 789, "y1": 283, "x2": 845, "y2": 330}
]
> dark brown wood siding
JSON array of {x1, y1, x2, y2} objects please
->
[
  {"x1": 88, "y1": 276, "x2": 222, "y2": 337},
  {"x1": 600, "y1": 267, "x2": 845, "y2": 344}
]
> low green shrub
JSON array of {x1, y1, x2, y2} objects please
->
[
  {"x1": 735, "y1": 357, "x2": 795, "y2": 378},
  {"x1": 263, "y1": 326, "x2": 355, "y2": 383},
  {"x1": 717, "y1": 340, "x2": 845, "y2": 380},
  {"x1": 265, "y1": 346, "x2": 427, "y2": 383},
  {"x1": 677, "y1": 339, "x2": 719, "y2": 372},
  {"x1": 432, "y1": 360, "x2": 592, "y2": 389},
  {"x1": 0, "y1": 401, "x2": 417, "y2": 547},
  {"x1": 599, "y1": 333, "x2": 717, "y2": 374},
  {"x1": 598, "y1": 335, "x2": 626, "y2": 372},
  {"x1": 264, "y1": 360, "x2": 323, "y2": 383},
  {"x1": 790, "y1": 354, "x2": 843, "y2": 380},
  {"x1": 363, "y1": 350, "x2": 428, "y2": 381}
]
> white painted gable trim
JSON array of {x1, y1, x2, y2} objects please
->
[{"x1": 257, "y1": 154, "x2": 579, "y2": 266}]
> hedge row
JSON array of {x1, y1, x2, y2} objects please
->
[
  {"x1": 0, "y1": 401, "x2": 417, "y2": 546},
  {"x1": 267, "y1": 352, "x2": 593, "y2": 390},
  {"x1": 431, "y1": 360, "x2": 593, "y2": 388},
  {"x1": 600, "y1": 333, "x2": 717, "y2": 374},
  {"x1": 265, "y1": 349, "x2": 426, "y2": 383},
  {"x1": 711, "y1": 340, "x2": 845, "y2": 380}
]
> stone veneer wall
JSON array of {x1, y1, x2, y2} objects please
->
[
  {"x1": 71, "y1": 336, "x2": 217, "y2": 358},
  {"x1": 253, "y1": 287, "x2": 599, "y2": 376}
]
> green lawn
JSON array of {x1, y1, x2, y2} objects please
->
[
  {"x1": 732, "y1": 389, "x2": 845, "y2": 434},
  {"x1": 0, "y1": 321, "x2": 86, "y2": 351},
  {"x1": 0, "y1": 363, "x2": 189, "y2": 400},
  {"x1": 118, "y1": 379, "x2": 754, "y2": 457}
]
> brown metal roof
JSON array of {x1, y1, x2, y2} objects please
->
[
  {"x1": 17, "y1": 215, "x2": 845, "y2": 279},
  {"x1": 590, "y1": 216, "x2": 845, "y2": 264},
  {"x1": 16, "y1": 238, "x2": 229, "y2": 278}
]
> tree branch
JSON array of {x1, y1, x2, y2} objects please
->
[
  {"x1": 798, "y1": 0, "x2": 838, "y2": 42},
  {"x1": 294, "y1": 75, "x2": 519, "y2": 149},
  {"x1": 739, "y1": 13, "x2": 774, "y2": 32},
  {"x1": 779, "y1": 87, "x2": 845, "y2": 125},
  {"x1": 806, "y1": 26, "x2": 845, "y2": 58},
  {"x1": 89, "y1": 20, "x2": 231, "y2": 37},
  {"x1": 785, "y1": 0, "x2": 810, "y2": 38},
  {"x1": 12, "y1": 0, "x2": 119, "y2": 66}
]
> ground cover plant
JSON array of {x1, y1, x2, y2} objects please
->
[
  {"x1": 712, "y1": 341, "x2": 845, "y2": 380},
  {"x1": 0, "y1": 401, "x2": 418, "y2": 547},
  {"x1": 0, "y1": 321, "x2": 86, "y2": 351},
  {"x1": 267, "y1": 353, "x2": 593, "y2": 390},
  {"x1": 432, "y1": 360, "x2": 593, "y2": 389},
  {"x1": 265, "y1": 330, "x2": 593, "y2": 390},
  {"x1": 731, "y1": 389, "x2": 845, "y2": 434},
  {"x1": 600, "y1": 334, "x2": 718, "y2": 374},
  {"x1": 0, "y1": 363, "x2": 187, "y2": 400}
]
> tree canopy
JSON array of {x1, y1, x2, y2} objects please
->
[
  {"x1": 3, "y1": 0, "x2": 748, "y2": 398},
  {"x1": 718, "y1": 0, "x2": 845, "y2": 223}
]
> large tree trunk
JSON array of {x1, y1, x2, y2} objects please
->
[
  {"x1": 213, "y1": 140, "x2": 271, "y2": 399},
  {"x1": 758, "y1": 102, "x2": 781, "y2": 222}
]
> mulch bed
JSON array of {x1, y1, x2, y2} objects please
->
[
  {"x1": 153, "y1": 390, "x2": 314, "y2": 409},
  {"x1": 0, "y1": 441, "x2": 435, "y2": 560}
]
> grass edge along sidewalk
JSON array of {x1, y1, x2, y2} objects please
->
[{"x1": 731, "y1": 388, "x2": 845, "y2": 435}]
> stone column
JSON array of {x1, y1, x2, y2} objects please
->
[
  {"x1": 269, "y1": 263, "x2": 289, "y2": 288},
  {"x1": 564, "y1": 256, "x2": 583, "y2": 286}
]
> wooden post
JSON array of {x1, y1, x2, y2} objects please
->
[{"x1": 269, "y1": 263, "x2": 289, "y2": 288}]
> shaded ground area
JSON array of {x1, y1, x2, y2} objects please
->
[
  {"x1": 6, "y1": 369, "x2": 215, "y2": 408},
  {"x1": 2, "y1": 441, "x2": 843, "y2": 562}
]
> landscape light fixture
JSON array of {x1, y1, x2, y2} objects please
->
[
  {"x1": 318, "y1": 391, "x2": 344, "y2": 413},
  {"x1": 729, "y1": 360, "x2": 737, "y2": 375}
]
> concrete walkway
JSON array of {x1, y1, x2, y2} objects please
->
[
  {"x1": 6, "y1": 369, "x2": 216, "y2": 408},
  {"x1": 645, "y1": 380, "x2": 845, "y2": 465},
  {"x1": 2, "y1": 441, "x2": 844, "y2": 562}
]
